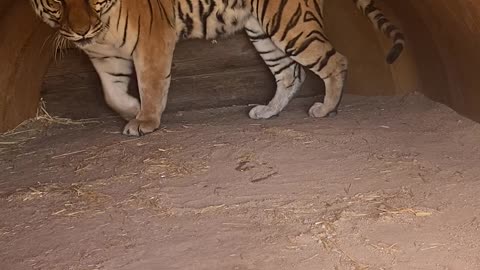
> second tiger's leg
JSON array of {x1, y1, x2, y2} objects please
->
[
  {"x1": 245, "y1": 18, "x2": 306, "y2": 119},
  {"x1": 305, "y1": 49, "x2": 348, "y2": 118},
  {"x1": 289, "y1": 45, "x2": 347, "y2": 118},
  {"x1": 261, "y1": 2, "x2": 348, "y2": 118}
]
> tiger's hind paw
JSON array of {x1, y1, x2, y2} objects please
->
[
  {"x1": 123, "y1": 118, "x2": 160, "y2": 136},
  {"x1": 308, "y1": 102, "x2": 337, "y2": 118},
  {"x1": 249, "y1": 105, "x2": 279, "y2": 120}
]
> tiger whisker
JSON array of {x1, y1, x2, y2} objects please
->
[
  {"x1": 40, "y1": 33, "x2": 55, "y2": 54},
  {"x1": 52, "y1": 33, "x2": 71, "y2": 63}
]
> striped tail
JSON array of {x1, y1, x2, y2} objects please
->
[{"x1": 353, "y1": 0, "x2": 405, "y2": 64}]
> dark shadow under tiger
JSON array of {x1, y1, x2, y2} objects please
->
[{"x1": 30, "y1": 0, "x2": 405, "y2": 136}]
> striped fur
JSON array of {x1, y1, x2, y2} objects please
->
[{"x1": 30, "y1": 0, "x2": 405, "y2": 136}]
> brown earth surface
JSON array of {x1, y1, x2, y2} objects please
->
[{"x1": 1, "y1": 94, "x2": 480, "y2": 270}]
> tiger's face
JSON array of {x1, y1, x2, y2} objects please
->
[{"x1": 30, "y1": 0, "x2": 117, "y2": 45}]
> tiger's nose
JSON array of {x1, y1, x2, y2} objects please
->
[{"x1": 71, "y1": 24, "x2": 90, "y2": 36}]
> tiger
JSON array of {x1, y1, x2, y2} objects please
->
[{"x1": 30, "y1": 0, "x2": 404, "y2": 136}]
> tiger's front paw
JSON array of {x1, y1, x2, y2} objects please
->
[
  {"x1": 123, "y1": 118, "x2": 160, "y2": 136},
  {"x1": 249, "y1": 105, "x2": 278, "y2": 119}
]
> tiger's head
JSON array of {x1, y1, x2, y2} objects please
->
[{"x1": 30, "y1": 0, "x2": 117, "y2": 45}]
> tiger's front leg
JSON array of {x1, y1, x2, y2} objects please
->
[
  {"x1": 123, "y1": 32, "x2": 176, "y2": 136},
  {"x1": 89, "y1": 56, "x2": 140, "y2": 121}
]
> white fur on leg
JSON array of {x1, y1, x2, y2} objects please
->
[
  {"x1": 90, "y1": 57, "x2": 140, "y2": 120},
  {"x1": 102, "y1": 81, "x2": 140, "y2": 120},
  {"x1": 245, "y1": 18, "x2": 306, "y2": 120}
]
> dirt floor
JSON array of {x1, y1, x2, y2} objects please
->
[{"x1": 1, "y1": 94, "x2": 480, "y2": 270}]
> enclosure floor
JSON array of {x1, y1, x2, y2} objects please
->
[{"x1": 1, "y1": 94, "x2": 480, "y2": 269}]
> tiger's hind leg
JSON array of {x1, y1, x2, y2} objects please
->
[
  {"x1": 245, "y1": 18, "x2": 306, "y2": 119},
  {"x1": 266, "y1": 24, "x2": 348, "y2": 118},
  {"x1": 306, "y1": 50, "x2": 348, "y2": 118}
]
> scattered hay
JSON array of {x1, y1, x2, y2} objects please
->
[
  {"x1": 5, "y1": 183, "x2": 63, "y2": 202},
  {"x1": 265, "y1": 127, "x2": 310, "y2": 141},
  {"x1": 417, "y1": 243, "x2": 447, "y2": 251},
  {"x1": 192, "y1": 204, "x2": 227, "y2": 214},
  {"x1": 142, "y1": 149, "x2": 209, "y2": 178},
  {"x1": 318, "y1": 236, "x2": 370, "y2": 270},
  {"x1": 2, "y1": 181, "x2": 113, "y2": 219},
  {"x1": 142, "y1": 157, "x2": 194, "y2": 177},
  {"x1": 0, "y1": 141, "x2": 19, "y2": 145},
  {"x1": 32, "y1": 99, "x2": 99, "y2": 126},
  {"x1": 52, "y1": 149, "x2": 88, "y2": 159},
  {"x1": 368, "y1": 242, "x2": 399, "y2": 255},
  {"x1": 5, "y1": 182, "x2": 109, "y2": 206},
  {"x1": 378, "y1": 207, "x2": 433, "y2": 217},
  {"x1": 115, "y1": 189, "x2": 173, "y2": 216},
  {"x1": 1, "y1": 98, "x2": 99, "y2": 139}
]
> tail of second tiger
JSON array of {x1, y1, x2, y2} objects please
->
[{"x1": 353, "y1": 0, "x2": 405, "y2": 64}]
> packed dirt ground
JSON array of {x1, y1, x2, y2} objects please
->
[{"x1": 1, "y1": 94, "x2": 480, "y2": 270}]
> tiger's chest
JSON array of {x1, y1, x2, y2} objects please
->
[{"x1": 175, "y1": 0, "x2": 251, "y2": 40}]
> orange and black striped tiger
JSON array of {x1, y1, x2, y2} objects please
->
[{"x1": 30, "y1": 0, "x2": 404, "y2": 136}]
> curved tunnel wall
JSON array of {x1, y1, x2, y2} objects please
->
[
  {"x1": 385, "y1": 0, "x2": 480, "y2": 122},
  {"x1": 0, "y1": 0, "x2": 478, "y2": 132},
  {"x1": 0, "y1": 0, "x2": 54, "y2": 132}
]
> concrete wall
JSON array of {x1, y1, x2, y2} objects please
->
[{"x1": 1, "y1": 0, "x2": 478, "y2": 131}]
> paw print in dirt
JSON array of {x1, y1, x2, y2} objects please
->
[{"x1": 235, "y1": 153, "x2": 278, "y2": 183}]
